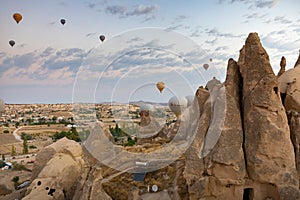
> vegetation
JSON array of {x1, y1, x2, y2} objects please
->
[
  {"x1": 11, "y1": 145, "x2": 16, "y2": 156},
  {"x1": 12, "y1": 176, "x2": 19, "y2": 188},
  {"x1": 15, "y1": 122, "x2": 20, "y2": 128},
  {"x1": 29, "y1": 145, "x2": 37, "y2": 149},
  {"x1": 3, "y1": 129, "x2": 9, "y2": 134},
  {"x1": 0, "y1": 160, "x2": 5, "y2": 168},
  {"x1": 2, "y1": 154, "x2": 5, "y2": 161},
  {"x1": 23, "y1": 137, "x2": 28, "y2": 154},
  {"x1": 12, "y1": 162, "x2": 31, "y2": 171},
  {"x1": 109, "y1": 124, "x2": 128, "y2": 142},
  {"x1": 109, "y1": 124, "x2": 135, "y2": 146},
  {"x1": 21, "y1": 132, "x2": 33, "y2": 140},
  {"x1": 125, "y1": 137, "x2": 136, "y2": 146},
  {"x1": 52, "y1": 127, "x2": 80, "y2": 142}
]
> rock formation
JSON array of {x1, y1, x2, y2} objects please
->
[
  {"x1": 238, "y1": 33, "x2": 300, "y2": 199},
  {"x1": 287, "y1": 111, "x2": 300, "y2": 184},
  {"x1": 278, "y1": 61, "x2": 300, "y2": 112},
  {"x1": 294, "y1": 50, "x2": 300, "y2": 68},
  {"x1": 277, "y1": 56, "x2": 286, "y2": 77},
  {"x1": 23, "y1": 137, "x2": 85, "y2": 200}
]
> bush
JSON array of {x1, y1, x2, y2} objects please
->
[
  {"x1": 12, "y1": 176, "x2": 19, "y2": 187},
  {"x1": 12, "y1": 162, "x2": 30, "y2": 171},
  {"x1": 21, "y1": 133, "x2": 33, "y2": 140},
  {"x1": 52, "y1": 127, "x2": 80, "y2": 142},
  {"x1": 29, "y1": 145, "x2": 37, "y2": 149},
  {"x1": 0, "y1": 160, "x2": 5, "y2": 168},
  {"x1": 125, "y1": 137, "x2": 135, "y2": 146},
  {"x1": 3, "y1": 130, "x2": 9, "y2": 134}
]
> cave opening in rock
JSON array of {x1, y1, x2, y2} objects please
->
[{"x1": 243, "y1": 188, "x2": 254, "y2": 200}]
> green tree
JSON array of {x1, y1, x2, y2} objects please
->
[
  {"x1": 15, "y1": 122, "x2": 20, "y2": 128},
  {"x1": 23, "y1": 137, "x2": 28, "y2": 154},
  {"x1": 0, "y1": 160, "x2": 5, "y2": 168},
  {"x1": 12, "y1": 176, "x2": 19, "y2": 188},
  {"x1": 2, "y1": 154, "x2": 5, "y2": 161},
  {"x1": 11, "y1": 145, "x2": 16, "y2": 156}
]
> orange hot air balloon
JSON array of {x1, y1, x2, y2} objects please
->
[
  {"x1": 13, "y1": 13, "x2": 22, "y2": 24},
  {"x1": 156, "y1": 82, "x2": 165, "y2": 93}
]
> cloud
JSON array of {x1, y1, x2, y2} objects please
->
[
  {"x1": 126, "y1": 37, "x2": 143, "y2": 43},
  {"x1": 165, "y1": 24, "x2": 183, "y2": 32},
  {"x1": 261, "y1": 33, "x2": 300, "y2": 52},
  {"x1": 105, "y1": 4, "x2": 158, "y2": 20},
  {"x1": 205, "y1": 28, "x2": 244, "y2": 38},
  {"x1": 0, "y1": 47, "x2": 88, "y2": 86},
  {"x1": 215, "y1": 46, "x2": 230, "y2": 51},
  {"x1": 255, "y1": 0, "x2": 279, "y2": 8},
  {"x1": 273, "y1": 15, "x2": 292, "y2": 24},
  {"x1": 126, "y1": 4, "x2": 158, "y2": 16},
  {"x1": 105, "y1": 5, "x2": 126, "y2": 16},
  {"x1": 219, "y1": 0, "x2": 279, "y2": 9},
  {"x1": 205, "y1": 38, "x2": 218, "y2": 45},
  {"x1": 175, "y1": 15, "x2": 188, "y2": 21},
  {"x1": 86, "y1": 32, "x2": 97, "y2": 37}
]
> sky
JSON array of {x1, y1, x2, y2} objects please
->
[{"x1": 1, "y1": 0, "x2": 300, "y2": 104}]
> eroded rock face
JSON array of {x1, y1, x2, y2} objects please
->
[
  {"x1": 278, "y1": 66, "x2": 300, "y2": 112},
  {"x1": 184, "y1": 58, "x2": 246, "y2": 199},
  {"x1": 238, "y1": 32, "x2": 300, "y2": 199},
  {"x1": 277, "y1": 56, "x2": 286, "y2": 77},
  {"x1": 287, "y1": 111, "x2": 300, "y2": 182},
  {"x1": 23, "y1": 138, "x2": 85, "y2": 200}
]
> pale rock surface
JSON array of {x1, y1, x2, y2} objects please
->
[
  {"x1": 278, "y1": 65, "x2": 300, "y2": 111},
  {"x1": 184, "y1": 58, "x2": 246, "y2": 199},
  {"x1": 23, "y1": 137, "x2": 84, "y2": 200},
  {"x1": 287, "y1": 111, "x2": 300, "y2": 184},
  {"x1": 238, "y1": 32, "x2": 300, "y2": 199},
  {"x1": 277, "y1": 56, "x2": 286, "y2": 77}
]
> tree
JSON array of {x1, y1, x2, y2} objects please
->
[
  {"x1": 2, "y1": 154, "x2": 5, "y2": 161},
  {"x1": 11, "y1": 145, "x2": 16, "y2": 156},
  {"x1": 12, "y1": 176, "x2": 19, "y2": 188},
  {"x1": 15, "y1": 122, "x2": 20, "y2": 128},
  {"x1": 23, "y1": 137, "x2": 28, "y2": 154}
]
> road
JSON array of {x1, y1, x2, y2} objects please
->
[{"x1": 13, "y1": 127, "x2": 23, "y2": 142}]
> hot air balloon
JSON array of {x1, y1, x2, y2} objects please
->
[
  {"x1": 168, "y1": 96, "x2": 188, "y2": 117},
  {"x1": 209, "y1": 58, "x2": 213, "y2": 62},
  {"x1": 185, "y1": 95, "x2": 194, "y2": 107},
  {"x1": 156, "y1": 82, "x2": 165, "y2": 93},
  {"x1": 99, "y1": 35, "x2": 105, "y2": 42},
  {"x1": 203, "y1": 63, "x2": 209, "y2": 70},
  {"x1": 9, "y1": 40, "x2": 15, "y2": 47},
  {"x1": 13, "y1": 13, "x2": 22, "y2": 24},
  {"x1": 60, "y1": 19, "x2": 66, "y2": 25}
]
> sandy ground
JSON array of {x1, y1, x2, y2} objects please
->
[
  {"x1": 0, "y1": 134, "x2": 19, "y2": 146},
  {"x1": 0, "y1": 124, "x2": 67, "y2": 156}
]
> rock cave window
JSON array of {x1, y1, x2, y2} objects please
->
[{"x1": 243, "y1": 188, "x2": 254, "y2": 200}]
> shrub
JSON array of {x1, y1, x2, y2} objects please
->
[
  {"x1": 0, "y1": 160, "x2": 5, "y2": 168},
  {"x1": 12, "y1": 176, "x2": 19, "y2": 187},
  {"x1": 21, "y1": 133, "x2": 33, "y2": 140},
  {"x1": 29, "y1": 145, "x2": 37, "y2": 149},
  {"x1": 3, "y1": 130, "x2": 9, "y2": 134},
  {"x1": 52, "y1": 127, "x2": 80, "y2": 142}
]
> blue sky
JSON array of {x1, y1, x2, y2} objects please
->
[{"x1": 1, "y1": 0, "x2": 300, "y2": 104}]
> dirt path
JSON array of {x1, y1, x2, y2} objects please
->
[{"x1": 13, "y1": 127, "x2": 23, "y2": 142}]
